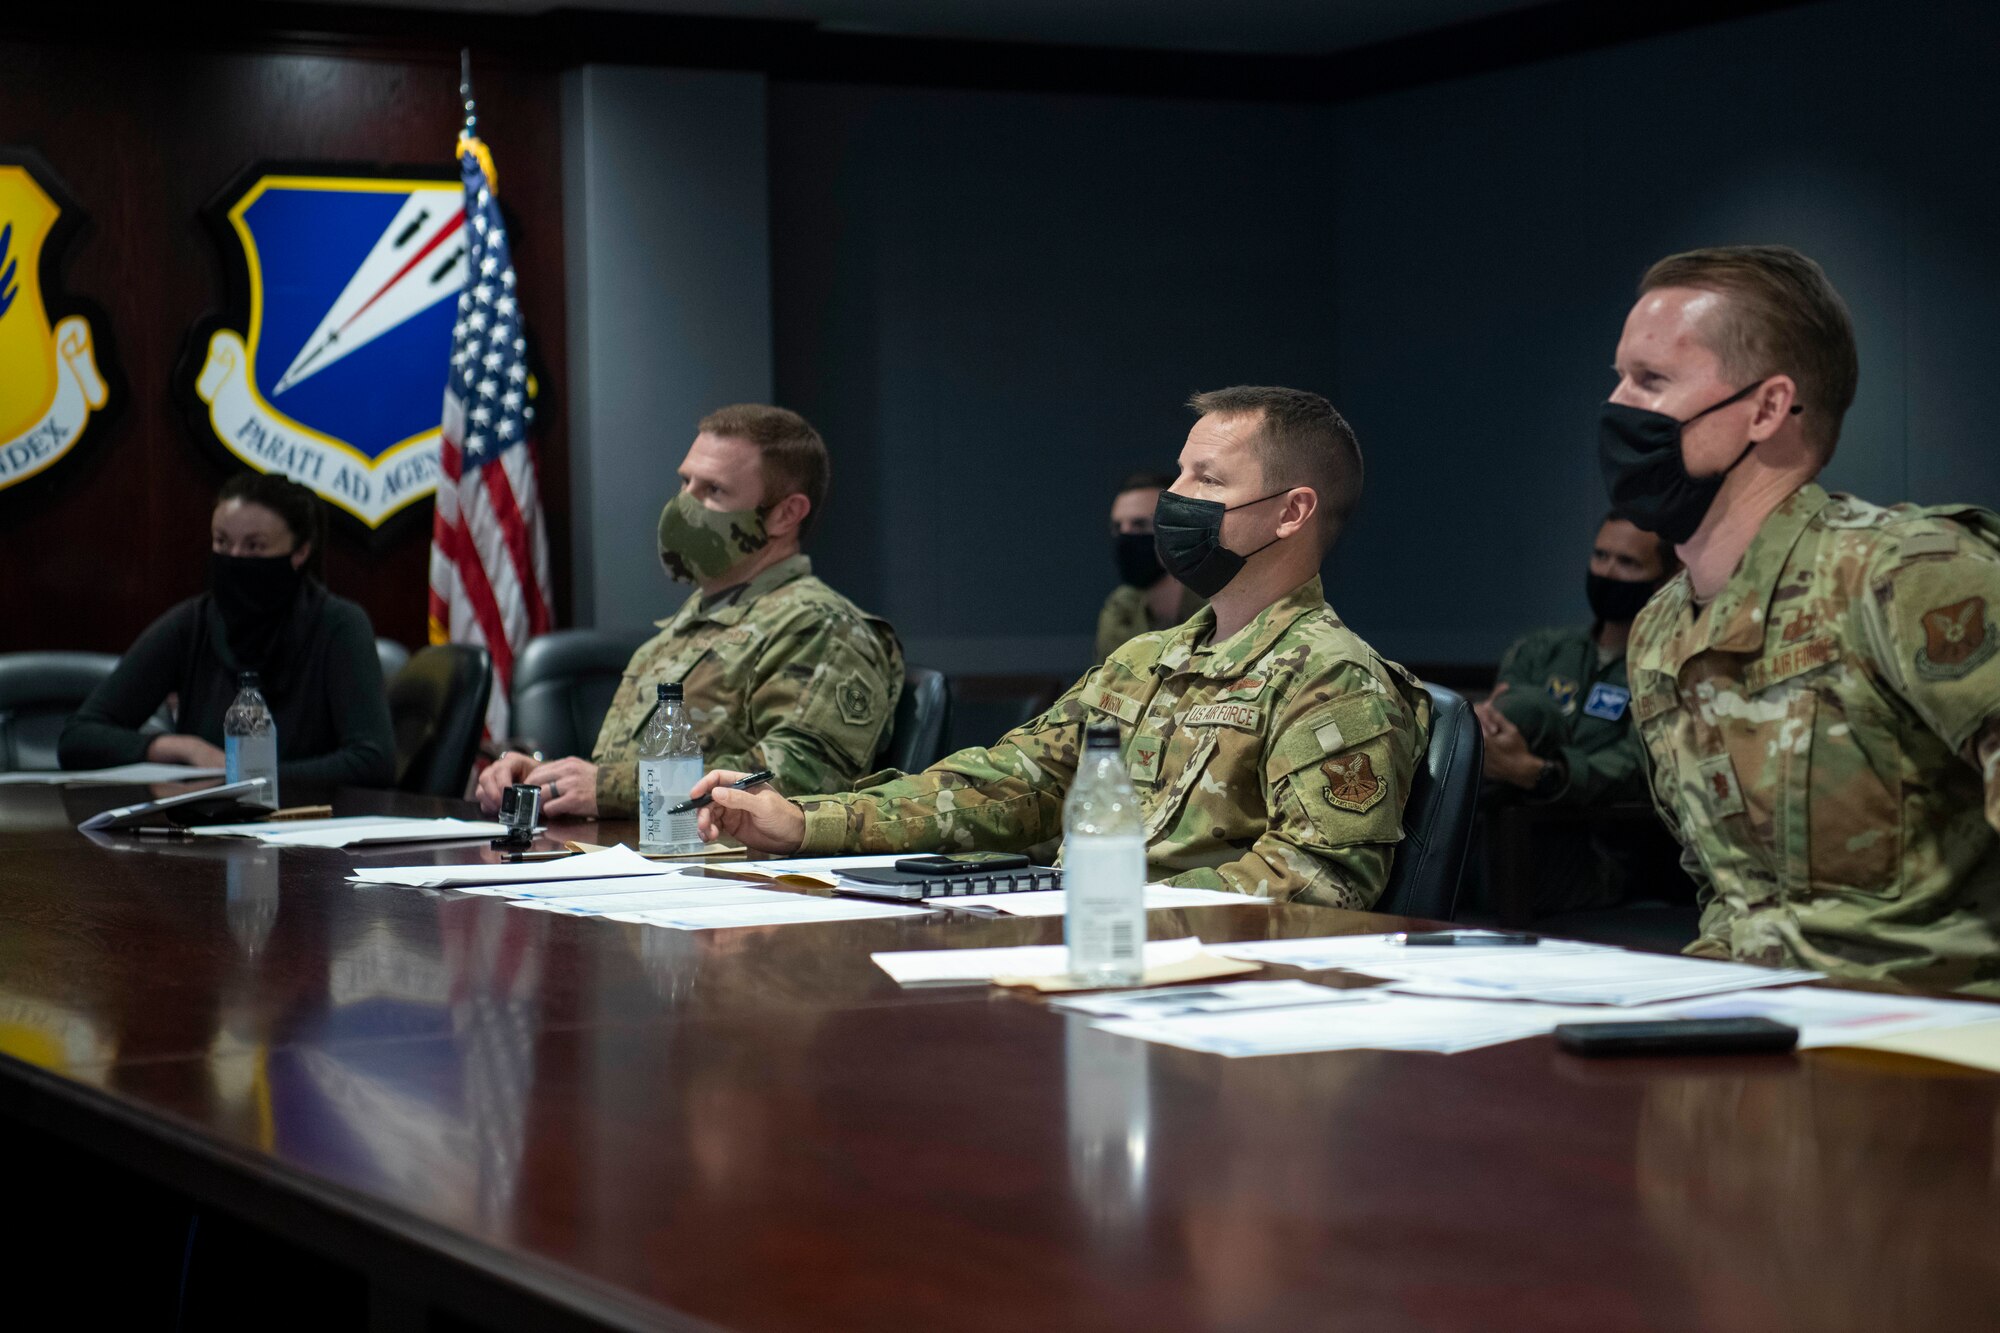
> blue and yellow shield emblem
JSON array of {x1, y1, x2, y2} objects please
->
[
  {"x1": 182, "y1": 165, "x2": 466, "y2": 527},
  {"x1": 0, "y1": 150, "x2": 112, "y2": 496}
]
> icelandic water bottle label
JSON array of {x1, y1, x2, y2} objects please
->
[
  {"x1": 638, "y1": 758, "x2": 668, "y2": 851},
  {"x1": 1064, "y1": 834, "x2": 1147, "y2": 974},
  {"x1": 225, "y1": 735, "x2": 241, "y2": 783},
  {"x1": 663, "y1": 756, "x2": 705, "y2": 854}
]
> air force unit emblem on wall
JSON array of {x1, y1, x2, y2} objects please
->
[
  {"x1": 182, "y1": 165, "x2": 467, "y2": 527},
  {"x1": 0, "y1": 150, "x2": 113, "y2": 496}
]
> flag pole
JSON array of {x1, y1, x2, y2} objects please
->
[{"x1": 460, "y1": 49, "x2": 477, "y2": 138}]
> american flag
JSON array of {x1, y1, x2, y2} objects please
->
[{"x1": 427, "y1": 79, "x2": 552, "y2": 743}]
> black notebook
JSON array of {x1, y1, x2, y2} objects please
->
[{"x1": 834, "y1": 866, "x2": 1063, "y2": 902}]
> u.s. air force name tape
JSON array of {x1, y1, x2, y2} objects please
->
[{"x1": 194, "y1": 328, "x2": 442, "y2": 528}]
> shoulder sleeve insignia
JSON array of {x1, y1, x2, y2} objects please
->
[
  {"x1": 1320, "y1": 753, "x2": 1386, "y2": 814},
  {"x1": 1916, "y1": 597, "x2": 1997, "y2": 680},
  {"x1": 1545, "y1": 676, "x2": 1580, "y2": 716},
  {"x1": 837, "y1": 673, "x2": 874, "y2": 726}
]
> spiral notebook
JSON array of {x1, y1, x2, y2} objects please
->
[{"x1": 833, "y1": 866, "x2": 1063, "y2": 902}]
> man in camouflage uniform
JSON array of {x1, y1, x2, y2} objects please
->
[
  {"x1": 1097, "y1": 469, "x2": 1204, "y2": 663},
  {"x1": 691, "y1": 386, "x2": 1432, "y2": 909},
  {"x1": 1476, "y1": 514, "x2": 1677, "y2": 913},
  {"x1": 1603, "y1": 245, "x2": 2000, "y2": 993},
  {"x1": 477, "y1": 405, "x2": 902, "y2": 819}
]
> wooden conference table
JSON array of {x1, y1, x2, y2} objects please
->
[{"x1": 3, "y1": 783, "x2": 1999, "y2": 1331}]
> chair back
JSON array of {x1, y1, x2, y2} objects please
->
[
  {"x1": 0, "y1": 651, "x2": 120, "y2": 771},
  {"x1": 1375, "y1": 683, "x2": 1483, "y2": 922},
  {"x1": 388, "y1": 645, "x2": 492, "y2": 797},
  {"x1": 879, "y1": 668, "x2": 950, "y2": 772},
  {"x1": 375, "y1": 638, "x2": 412, "y2": 685},
  {"x1": 510, "y1": 628, "x2": 655, "y2": 760}
]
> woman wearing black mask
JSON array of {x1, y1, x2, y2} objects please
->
[{"x1": 59, "y1": 474, "x2": 395, "y2": 788}]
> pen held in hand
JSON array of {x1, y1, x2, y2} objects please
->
[{"x1": 667, "y1": 769, "x2": 775, "y2": 816}]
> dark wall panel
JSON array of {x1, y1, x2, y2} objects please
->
[
  {"x1": 771, "y1": 83, "x2": 1341, "y2": 678},
  {"x1": 0, "y1": 40, "x2": 568, "y2": 654}
]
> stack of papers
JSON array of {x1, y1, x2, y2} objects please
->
[
  {"x1": 196, "y1": 816, "x2": 506, "y2": 848},
  {"x1": 349, "y1": 844, "x2": 673, "y2": 889},
  {"x1": 1093, "y1": 994, "x2": 1631, "y2": 1057},
  {"x1": 874, "y1": 937, "x2": 1211, "y2": 985},
  {"x1": 0, "y1": 763, "x2": 227, "y2": 785},
  {"x1": 1209, "y1": 933, "x2": 1817, "y2": 1005},
  {"x1": 351, "y1": 847, "x2": 929, "y2": 931}
]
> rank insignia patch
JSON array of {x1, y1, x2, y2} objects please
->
[
  {"x1": 1320, "y1": 752, "x2": 1385, "y2": 813},
  {"x1": 180, "y1": 163, "x2": 471, "y2": 528},
  {"x1": 0, "y1": 150, "x2": 116, "y2": 499},
  {"x1": 1915, "y1": 597, "x2": 1996, "y2": 680}
]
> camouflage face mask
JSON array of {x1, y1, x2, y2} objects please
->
[{"x1": 657, "y1": 489, "x2": 769, "y2": 584}]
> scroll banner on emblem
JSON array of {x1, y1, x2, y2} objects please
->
[
  {"x1": 0, "y1": 151, "x2": 118, "y2": 497},
  {"x1": 179, "y1": 165, "x2": 466, "y2": 532}
]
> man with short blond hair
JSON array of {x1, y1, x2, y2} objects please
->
[
  {"x1": 478, "y1": 404, "x2": 902, "y2": 819},
  {"x1": 1606, "y1": 244, "x2": 2000, "y2": 992},
  {"x1": 686, "y1": 386, "x2": 1431, "y2": 910}
]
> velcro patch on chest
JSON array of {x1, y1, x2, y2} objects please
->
[
  {"x1": 1088, "y1": 687, "x2": 1144, "y2": 725},
  {"x1": 1697, "y1": 753, "x2": 1746, "y2": 819},
  {"x1": 1319, "y1": 753, "x2": 1386, "y2": 813},
  {"x1": 1582, "y1": 682, "x2": 1631, "y2": 722},
  {"x1": 1183, "y1": 702, "x2": 1262, "y2": 732},
  {"x1": 1632, "y1": 686, "x2": 1679, "y2": 724},
  {"x1": 1742, "y1": 634, "x2": 1841, "y2": 695},
  {"x1": 1128, "y1": 733, "x2": 1166, "y2": 784}
]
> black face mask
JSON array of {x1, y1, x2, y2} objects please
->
[
  {"x1": 1113, "y1": 531, "x2": 1165, "y2": 588},
  {"x1": 1152, "y1": 488, "x2": 1287, "y2": 599},
  {"x1": 210, "y1": 552, "x2": 303, "y2": 662},
  {"x1": 1586, "y1": 571, "x2": 1662, "y2": 626},
  {"x1": 1598, "y1": 379, "x2": 1793, "y2": 545}
]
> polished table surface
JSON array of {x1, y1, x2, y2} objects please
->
[{"x1": 4, "y1": 783, "x2": 2000, "y2": 1331}]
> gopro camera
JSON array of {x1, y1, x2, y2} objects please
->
[{"x1": 491, "y1": 782, "x2": 542, "y2": 851}]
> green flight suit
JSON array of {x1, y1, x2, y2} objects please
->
[
  {"x1": 1095, "y1": 582, "x2": 1205, "y2": 664},
  {"x1": 592, "y1": 555, "x2": 903, "y2": 816},
  {"x1": 1628, "y1": 482, "x2": 2000, "y2": 993},
  {"x1": 1486, "y1": 624, "x2": 1652, "y2": 912},
  {"x1": 798, "y1": 575, "x2": 1432, "y2": 909}
]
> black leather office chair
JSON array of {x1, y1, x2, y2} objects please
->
[
  {"x1": 879, "y1": 667, "x2": 950, "y2": 772},
  {"x1": 510, "y1": 627, "x2": 655, "y2": 759},
  {"x1": 0, "y1": 651, "x2": 118, "y2": 770},
  {"x1": 387, "y1": 644, "x2": 492, "y2": 797},
  {"x1": 1374, "y1": 682, "x2": 1483, "y2": 923},
  {"x1": 375, "y1": 637, "x2": 411, "y2": 685}
]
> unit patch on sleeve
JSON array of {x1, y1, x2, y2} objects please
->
[
  {"x1": 1915, "y1": 597, "x2": 1996, "y2": 680},
  {"x1": 1320, "y1": 753, "x2": 1385, "y2": 814}
]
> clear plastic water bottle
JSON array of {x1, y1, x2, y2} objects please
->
[
  {"x1": 638, "y1": 682, "x2": 704, "y2": 854},
  {"x1": 223, "y1": 670, "x2": 280, "y2": 810},
  {"x1": 1063, "y1": 721, "x2": 1147, "y2": 986}
]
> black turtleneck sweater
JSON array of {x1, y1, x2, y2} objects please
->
[{"x1": 59, "y1": 582, "x2": 396, "y2": 789}]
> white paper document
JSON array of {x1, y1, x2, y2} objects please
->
[
  {"x1": 1050, "y1": 979, "x2": 1367, "y2": 1020},
  {"x1": 1360, "y1": 949, "x2": 1820, "y2": 1006},
  {"x1": 1602, "y1": 986, "x2": 2000, "y2": 1049},
  {"x1": 1209, "y1": 932, "x2": 1608, "y2": 972},
  {"x1": 0, "y1": 763, "x2": 228, "y2": 786},
  {"x1": 872, "y1": 936, "x2": 1207, "y2": 985},
  {"x1": 511, "y1": 885, "x2": 782, "y2": 916},
  {"x1": 195, "y1": 816, "x2": 506, "y2": 848},
  {"x1": 349, "y1": 844, "x2": 671, "y2": 889},
  {"x1": 1093, "y1": 994, "x2": 1649, "y2": 1058},
  {"x1": 625, "y1": 896, "x2": 928, "y2": 930}
]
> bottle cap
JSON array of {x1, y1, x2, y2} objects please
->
[
  {"x1": 238, "y1": 670, "x2": 260, "y2": 688},
  {"x1": 1083, "y1": 721, "x2": 1120, "y2": 750},
  {"x1": 661, "y1": 682, "x2": 683, "y2": 701}
]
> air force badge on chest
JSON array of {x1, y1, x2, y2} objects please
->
[{"x1": 1582, "y1": 682, "x2": 1631, "y2": 722}]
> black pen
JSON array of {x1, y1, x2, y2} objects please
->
[
  {"x1": 1395, "y1": 931, "x2": 1539, "y2": 947},
  {"x1": 667, "y1": 769, "x2": 775, "y2": 815}
]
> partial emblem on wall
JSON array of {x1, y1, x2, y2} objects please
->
[
  {"x1": 0, "y1": 149, "x2": 116, "y2": 499},
  {"x1": 178, "y1": 163, "x2": 468, "y2": 529}
]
